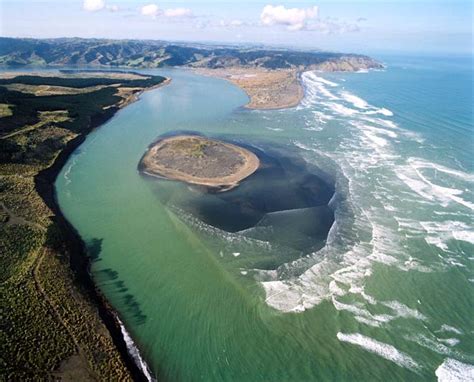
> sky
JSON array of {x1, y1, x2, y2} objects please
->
[{"x1": 0, "y1": 0, "x2": 472, "y2": 55}]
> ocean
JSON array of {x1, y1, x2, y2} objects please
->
[{"x1": 56, "y1": 54, "x2": 473, "y2": 381}]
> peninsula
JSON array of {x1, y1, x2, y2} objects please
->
[{"x1": 140, "y1": 135, "x2": 260, "y2": 191}]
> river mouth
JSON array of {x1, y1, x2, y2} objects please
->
[{"x1": 141, "y1": 132, "x2": 335, "y2": 254}]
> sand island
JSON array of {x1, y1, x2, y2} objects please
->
[{"x1": 140, "y1": 135, "x2": 260, "y2": 191}]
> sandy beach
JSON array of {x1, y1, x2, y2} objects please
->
[{"x1": 195, "y1": 68, "x2": 304, "y2": 110}]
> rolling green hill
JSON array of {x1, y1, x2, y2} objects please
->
[{"x1": 0, "y1": 37, "x2": 382, "y2": 71}]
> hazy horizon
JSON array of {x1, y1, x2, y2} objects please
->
[{"x1": 1, "y1": 0, "x2": 472, "y2": 56}]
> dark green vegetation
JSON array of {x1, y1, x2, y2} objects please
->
[
  {"x1": 0, "y1": 37, "x2": 383, "y2": 71},
  {"x1": 0, "y1": 71, "x2": 165, "y2": 380}
]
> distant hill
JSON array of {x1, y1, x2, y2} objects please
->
[{"x1": 0, "y1": 37, "x2": 382, "y2": 72}]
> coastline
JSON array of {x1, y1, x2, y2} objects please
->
[
  {"x1": 193, "y1": 67, "x2": 305, "y2": 110},
  {"x1": 33, "y1": 78, "x2": 170, "y2": 381}
]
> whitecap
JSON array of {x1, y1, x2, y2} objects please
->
[
  {"x1": 381, "y1": 300, "x2": 426, "y2": 321},
  {"x1": 337, "y1": 332, "x2": 419, "y2": 370},
  {"x1": 304, "y1": 72, "x2": 338, "y2": 87},
  {"x1": 340, "y1": 91, "x2": 370, "y2": 109},
  {"x1": 438, "y1": 325, "x2": 463, "y2": 335},
  {"x1": 322, "y1": 102, "x2": 359, "y2": 116},
  {"x1": 436, "y1": 359, "x2": 474, "y2": 382}
]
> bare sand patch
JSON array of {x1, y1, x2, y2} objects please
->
[
  {"x1": 140, "y1": 135, "x2": 260, "y2": 191},
  {"x1": 195, "y1": 68, "x2": 304, "y2": 110}
]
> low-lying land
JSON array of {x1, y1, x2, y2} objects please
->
[
  {"x1": 140, "y1": 135, "x2": 260, "y2": 191},
  {"x1": 196, "y1": 67, "x2": 303, "y2": 109},
  {"x1": 0, "y1": 70, "x2": 167, "y2": 380},
  {"x1": 0, "y1": 37, "x2": 383, "y2": 109}
]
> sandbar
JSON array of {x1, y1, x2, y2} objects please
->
[
  {"x1": 195, "y1": 68, "x2": 304, "y2": 110},
  {"x1": 140, "y1": 135, "x2": 260, "y2": 191}
]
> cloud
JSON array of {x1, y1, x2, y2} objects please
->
[
  {"x1": 141, "y1": 4, "x2": 160, "y2": 17},
  {"x1": 141, "y1": 4, "x2": 194, "y2": 19},
  {"x1": 164, "y1": 8, "x2": 193, "y2": 18},
  {"x1": 83, "y1": 0, "x2": 105, "y2": 12},
  {"x1": 260, "y1": 5, "x2": 318, "y2": 31},
  {"x1": 259, "y1": 4, "x2": 362, "y2": 34},
  {"x1": 107, "y1": 5, "x2": 120, "y2": 12}
]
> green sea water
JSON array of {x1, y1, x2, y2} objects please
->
[{"x1": 56, "y1": 56, "x2": 473, "y2": 381}]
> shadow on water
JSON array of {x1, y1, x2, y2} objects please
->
[
  {"x1": 140, "y1": 132, "x2": 335, "y2": 254},
  {"x1": 86, "y1": 237, "x2": 103, "y2": 262},
  {"x1": 85, "y1": 238, "x2": 147, "y2": 325}
]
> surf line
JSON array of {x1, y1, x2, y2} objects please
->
[{"x1": 117, "y1": 317, "x2": 156, "y2": 382}]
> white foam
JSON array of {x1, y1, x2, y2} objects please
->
[
  {"x1": 63, "y1": 156, "x2": 79, "y2": 186},
  {"x1": 263, "y1": 280, "x2": 314, "y2": 312},
  {"x1": 396, "y1": 164, "x2": 474, "y2": 211},
  {"x1": 408, "y1": 158, "x2": 474, "y2": 182},
  {"x1": 356, "y1": 123, "x2": 398, "y2": 138},
  {"x1": 337, "y1": 332, "x2": 419, "y2": 370},
  {"x1": 323, "y1": 102, "x2": 359, "y2": 116},
  {"x1": 312, "y1": 110, "x2": 334, "y2": 124},
  {"x1": 452, "y1": 231, "x2": 474, "y2": 245},
  {"x1": 365, "y1": 117, "x2": 398, "y2": 129},
  {"x1": 118, "y1": 318, "x2": 155, "y2": 381},
  {"x1": 436, "y1": 359, "x2": 474, "y2": 381},
  {"x1": 438, "y1": 325, "x2": 463, "y2": 335},
  {"x1": 382, "y1": 300, "x2": 426, "y2": 321},
  {"x1": 363, "y1": 130, "x2": 388, "y2": 147},
  {"x1": 263, "y1": 68, "x2": 471, "y2": 326},
  {"x1": 376, "y1": 108, "x2": 394, "y2": 116},
  {"x1": 340, "y1": 91, "x2": 369, "y2": 109},
  {"x1": 420, "y1": 221, "x2": 474, "y2": 251},
  {"x1": 304, "y1": 72, "x2": 338, "y2": 87},
  {"x1": 438, "y1": 338, "x2": 460, "y2": 347}
]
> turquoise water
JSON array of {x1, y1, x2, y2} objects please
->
[{"x1": 56, "y1": 56, "x2": 473, "y2": 381}]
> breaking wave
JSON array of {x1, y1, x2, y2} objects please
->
[
  {"x1": 118, "y1": 317, "x2": 155, "y2": 381},
  {"x1": 252, "y1": 70, "x2": 474, "y2": 369},
  {"x1": 337, "y1": 332, "x2": 420, "y2": 371}
]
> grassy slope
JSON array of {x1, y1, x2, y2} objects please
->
[
  {"x1": 0, "y1": 37, "x2": 383, "y2": 71},
  {"x1": 0, "y1": 73, "x2": 165, "y2": 380}
]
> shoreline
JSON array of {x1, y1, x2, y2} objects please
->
[
  {"x1": 193, "y1": 67, "x2": 305, "y2": 110},
  {"x1": 33, "y1": 78, "x2": 170, "y2": 381},
  {"x1": 140, "y1": 135, "x2": 260, "y2": 191}
]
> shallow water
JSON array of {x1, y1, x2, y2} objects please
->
[{"x1": 56, "y1": 56, "x2": 474, "y2": 381}]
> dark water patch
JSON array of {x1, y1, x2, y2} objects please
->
[
  {"x1": 85, "y1": 237, "x2": 103, "y2": 262},
  {"x1": 142, "y1": 132, "x2": 335, "y2": 253},
  {"x1": 97, "y1": 267, "x2": 148, "y2": 326}
]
